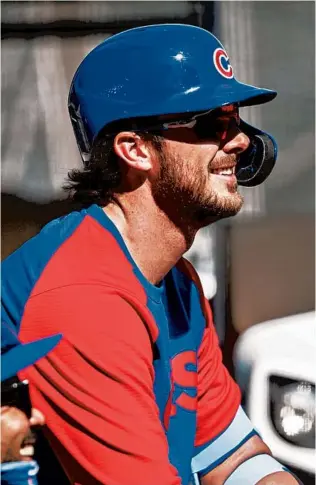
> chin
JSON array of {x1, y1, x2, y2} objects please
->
[
  {"x1": 221, "y1": 197, "x2": 244, "y2": 218},
  {"x1": 217, "y1": 187, "x2": 243, "y2": 209},
  {"x1": 195, "y1": 193, "x2": 244, "y2": 225}
]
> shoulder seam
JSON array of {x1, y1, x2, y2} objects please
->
[{"x1": 29, "y1": 282, "x2": 147, "y2": 304}]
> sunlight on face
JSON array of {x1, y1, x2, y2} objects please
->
[
  {"x1": 152, "y1": 137, "x2": 243, "y2": 226},
  {"x1": 149, "y1": 105, "x2": 249, "y2": 225}
]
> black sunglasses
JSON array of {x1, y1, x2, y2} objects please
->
[
  {"x1": 80, "y1": 106, "x2": 241, "y2": 164},
  {"x1": 153, "y1": 108, "x2": 240, "y2": 141},
  {"x1": 1, "y1": 376, "x2": 32, "y2": 419},
  {"x1": 102, "y1": 107, "x2": 241, "y2": 142}
]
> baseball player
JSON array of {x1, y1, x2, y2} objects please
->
[{"x1": 1, "y1": 24, "x2": 302, "y2": 485}]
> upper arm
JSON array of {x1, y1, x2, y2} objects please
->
[
  {"x1": 192, "y1": 301, "x2": 297, "y2": 485},
  {"x1": 194, "y1": 299, "x2": 242, "y2": 451},
  {"x1": 19, "y1": 285, "x2": 181, "y2": 485},
  {"x1": 192, "y1": 299, "x2": 257, "y2": 478}
]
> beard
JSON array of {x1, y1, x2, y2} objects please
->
[{"x1": 151, "y1": 143, "x2": 244, "y2": 228}]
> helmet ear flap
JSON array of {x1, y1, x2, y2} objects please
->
[
  {"x1": 236, "y1": 120, "x2": 278, "y2": 187},
  {"x1": 68, "y1": 88, "x2": 93, "y2": 164}
]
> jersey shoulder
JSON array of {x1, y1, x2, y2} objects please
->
[
  {"x1": 1, "y1": 207, "x2": 86, "y2": 329},
  {"x1": 1, "y1": 204, "x2": 147, "y2": 333}
]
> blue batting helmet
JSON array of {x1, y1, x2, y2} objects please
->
[{"x1": 68, "y1": 24, "x2": 277, "y2": 187}]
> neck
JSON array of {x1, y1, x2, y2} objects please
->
[{"x1": 103, "y1": 194, "x2": 198, "y2": 285}]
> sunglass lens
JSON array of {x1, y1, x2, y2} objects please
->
[{"x1": 195, "y1": 115, "x2": 239, "y2": 140}]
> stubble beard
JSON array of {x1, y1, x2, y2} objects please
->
[{"x1": 152, "y1": 148, "x2": 244, "y2": 229}]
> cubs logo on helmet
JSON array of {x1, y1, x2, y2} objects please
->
[{"x1": 213, "y1": 48, "x2": 234, "y2": 79}]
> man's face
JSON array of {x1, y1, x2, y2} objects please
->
[
  {"x1": 1, "y1": 406, "x2": 44, "y2": 462},
  {"x1": 151, "y1": 105, "x2": 250, "y2": 227}
]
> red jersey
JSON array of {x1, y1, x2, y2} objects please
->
[{"x1": 2, "y1": 204, "x2": 256, "y2": 485}]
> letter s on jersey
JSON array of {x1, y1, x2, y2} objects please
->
[{"x1": 163, "y1": 351, "x2": 197, "y2": 430}]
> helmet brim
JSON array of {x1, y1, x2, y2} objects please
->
[
  {"x1": 1, "y1": 334, "x2": 62, "y2": 382},
  {"x1": 170, "y1": 80, "x2": 277, "y2": 113},
  {"x1": 215, "y1": 81, "x2": 277, "y2": 108}
]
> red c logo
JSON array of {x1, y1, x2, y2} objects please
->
[{"x1": 213, "y1": 48, "x2": 234, "y2": 79}]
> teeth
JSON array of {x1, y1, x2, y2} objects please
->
[
  {"x1": 212, "y1": 167, "x2": 235, "y2": 175},
  {"x1": 20, "y1": 445, "x2": 34, "y2": 457}
]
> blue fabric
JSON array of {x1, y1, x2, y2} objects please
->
[
  {"x1": 191, "y1": 406, "x2": 255, "y2": 474},
  {"x1": 1, "y1": 460, "x2": 39, "y2": 485}
]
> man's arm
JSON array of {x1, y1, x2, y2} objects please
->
[
  {"x1": 200, "y1": 434, "x2": 301, "y2": 484},
  {"x1": 19, "y1": 285, "x2": 181, "y2": 485},
  {"x1": 193, "y1": 297, "x2": 302, "y2": 485}
]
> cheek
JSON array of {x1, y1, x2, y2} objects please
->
[
  {"x1": 188, "y1": 151, "x2": 215, "y2": 177},
  {"x1": 161, "y1": 142, "x2": 218, "y2": 187}
]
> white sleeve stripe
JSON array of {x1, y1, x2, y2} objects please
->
[
  {"x1": 224, "y1": 454, "x2": 286, "y2": 484},
  {"x1": 191, "y1": 406, "x2": 255, "y2": 473}
]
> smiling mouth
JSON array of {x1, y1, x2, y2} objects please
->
[
  {"x1": 20, "y1": 434, "x2": 36, "y2": 460},
  {"x1": 211, "y1": 166, "x2": 236, "y2": 176}
]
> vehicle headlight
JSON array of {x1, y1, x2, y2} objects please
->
[{"x1": 269, "y1": 376, "x2": 315, "y2": 449}]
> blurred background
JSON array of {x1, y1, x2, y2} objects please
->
[{"x1": 1, "y1": 1, "x2": 315, "y2": 483}]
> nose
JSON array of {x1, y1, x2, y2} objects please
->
[
  {"x1": 222, "y1": 129, "x2": 250, "y2": 155},
  {"x1": 29, "y1": 408, "x2": 45, "y2": 427}
]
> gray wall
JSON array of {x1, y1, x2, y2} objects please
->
[
  {"x1": 216, "y1": 1, "x2": 315, "y2": 218},
  {"x1": 214, "y1": 2, "x2": 315, "y2": 330}
]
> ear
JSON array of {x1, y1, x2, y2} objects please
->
[{"x1": 113, "y1": 132, "x2": 153, "y2": 172}]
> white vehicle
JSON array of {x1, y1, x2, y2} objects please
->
[{"x1": 233, "y1": 312, "x2": 316, "y2": 484}]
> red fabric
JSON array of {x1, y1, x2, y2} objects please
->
[
  {"x1": 20, "y1": 287, "x2": 180, "y2": 485},
  {"x1": 18, "y1": 216, "x2": 240, "y2": 484},
  {"x1": 176, "y1": 258, "x2": 241, "y2": 447},
  {"x1": 19, "y1": 216, "x2": 180, "y2": 485}
]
